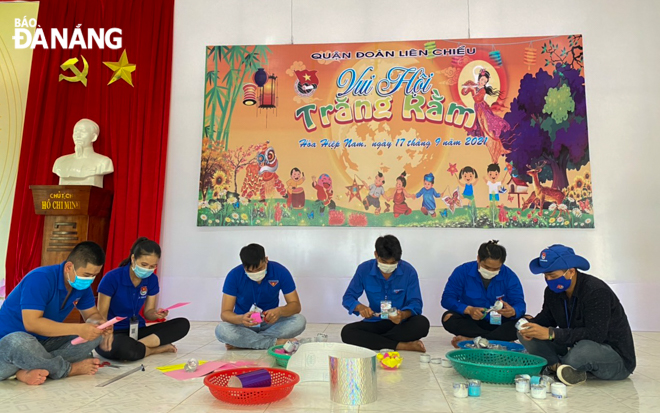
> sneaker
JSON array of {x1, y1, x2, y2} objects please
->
[{"x1": 556, "y1": 364, "x2": 587, "y2": 386}]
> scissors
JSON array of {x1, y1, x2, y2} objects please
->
[{"x1": 100, "y1": 361, "x2": 120, "y2": 368}]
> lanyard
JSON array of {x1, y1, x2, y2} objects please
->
[{"x1": 563, "y1": 296, "x2": 577, "y2": 328}]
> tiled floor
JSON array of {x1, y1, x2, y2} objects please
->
[{"x1": 0, "y1": 322, "x2": 659, "y2": 412}]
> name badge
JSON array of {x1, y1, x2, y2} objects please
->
[
  {"x1": 249, "y1": 304, "x2": 263, "y2": 314},
  {"x1": 490, "y1": 312, "x2": 502, "y2": 325},
  {"x1": 380, "y1": 300, "x2": 392, "y2": 319},
  {"x1": 129, "y1": 316, "x2": 139, "y2": 340}
]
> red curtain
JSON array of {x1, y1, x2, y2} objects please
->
[{"x1": 5, "y1": 0, "x2": 174, "y2": 293}]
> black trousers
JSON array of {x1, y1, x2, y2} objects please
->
[
  {"x1": 442, "y1": 311, "x2": 518, "y2": 341},
  {"x1": 96, "y1": 318, "x2": 190, "y2": 361},
  {"x1": 341, "y1": 315, "x2": 430, "y2": 350}
]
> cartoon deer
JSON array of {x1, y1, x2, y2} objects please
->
[
  {"x1": 521, "y1": 192, "x2": 537, "y2": 210},
  {"x1": 525, "y1": 161, "x2": 565, "y2": 210}
]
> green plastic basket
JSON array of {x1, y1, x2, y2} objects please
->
[
  {"x1": 268, "y1": 345, "x2": 291, "y2": 367},
  {"x1": 445, "y1": 349, "x2": 547, "y2": 384}
]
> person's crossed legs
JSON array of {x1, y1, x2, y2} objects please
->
[
  {"x1": 0, "y1": 332, "x2": 102, "y2": 385},
  {"x1": 216, "y1": 314, "x2": 306, "y2": 350}
]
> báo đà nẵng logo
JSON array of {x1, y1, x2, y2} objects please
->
[{"x1": 12, "y1": 18, "x2": 122, "y2": 50}]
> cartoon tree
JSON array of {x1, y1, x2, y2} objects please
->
[
  {"x1": 542, "y1": 35, "x2": 584, "y2": 74},
  {"x1": 205, "y1": 45, "x2": 271, "y2": 150},
  {"x1": 501, "y1": 63, "x2": 588, "y2": 190},
  {"x1": 223, "y1": 143, "x2": 265, "y2": 193}
]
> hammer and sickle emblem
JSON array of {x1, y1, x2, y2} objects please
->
[{"x1": 58, "y1": 56, "x2": 89, "y2": 86}]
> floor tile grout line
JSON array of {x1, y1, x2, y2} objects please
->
[{"x1": 169, "y1": 385, "x2": 207, "y2": 410}]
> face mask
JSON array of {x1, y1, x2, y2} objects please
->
[
  {"x1": 546, "y1": 270, "x2": 571, "y2": 293},
  {"x1": 246, "y1": 269, "x2": 267, "y2": 282},
  {"x1": 377, "y1": 262, "x2": 398, "y2": 274},
  {"x1": 133, "y1": 264, "x2": 154, "y2": 279},
  {"x1": 68, "y1": 268, "x2": 95, "y2": 290},
  {"x1": 478, "y1": 267, "x2": 500, "y2": 280}
]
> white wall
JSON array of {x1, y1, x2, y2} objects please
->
[{"x1": 160, "y1": 0, "x2": 660, "y2": 330}]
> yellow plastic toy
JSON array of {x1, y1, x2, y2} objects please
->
[{"x1": 377, "y1": 351, "x2": 403, "y2": 370}]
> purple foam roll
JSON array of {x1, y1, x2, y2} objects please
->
[{"x1": 227, "y1": 369, "x2": 272, "y2": 388}]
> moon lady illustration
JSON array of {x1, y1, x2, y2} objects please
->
[{"x1": 461, "y1": 67, "x2": 511, "y2": 163}]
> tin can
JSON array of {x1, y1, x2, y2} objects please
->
[
  {"x1": 453, "y1": 382, "x2": 468, "y2": 398},
  {"x1": 515, "y1": 318, "x2": 530, "y2": 331},
  {"x1": 473, "y1": 336, "x2": 489, "y2": 348},
  {"x1": 515, "y1": 376, "x2": 530, "y2": 393},
  {"x1": 551, "y1": 382, "x2": 568, "y2": 399},
  {"x1": 541, "y1": 375, "x2": 555, "y2": 392},
  {"x1": 531, "y1": 383, "x2": 547, "y2": 399},
  {"x1": 467, "y1": 379, "x2": 481, "y2": 397}
]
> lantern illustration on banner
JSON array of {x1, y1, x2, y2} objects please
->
[
  {"x1": 489, "y1": 49, "x2": 503, "y2": 67},
  {"x1": 242, "y1": 83, "x2": 257, "y2": 106},
  {"x1": 524, "y1": 45, "x2": 537, "y2": 70},
  {"x1": 254, "y1": 68, "x2": 268, "y2": 87},
  {"x1": 424, "y1": 41, "x2": 436, "y2": 60},
  {"x1": 259, "y1": 74, "x2": 277, "y2": 109}
]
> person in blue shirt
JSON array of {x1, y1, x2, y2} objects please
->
[
  {"x1": 0, "y1": 242, "x2": 112, "y2": 385},
  {"x1": 415, "y1": 173, "x2": 444, "y2": 217},
  {"x1": 215, "y1": 244, "x2": 306, "y2": 350},
  {"x1": 456, "y1": 166, "x2": 478, "y2": 223},
  {"x1": 341, "y1": 235, "x2": 430, "y2": 352},
  {"x1": 441, "y1": 240, "x2": 525, "y2": 347},
  {"x1": 96, "y1": 237, "x2": 190, "y2": 361}
]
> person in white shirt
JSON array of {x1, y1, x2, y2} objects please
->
[{"x1": 484, "y1": 163, "x2": 508, "y2": 222}]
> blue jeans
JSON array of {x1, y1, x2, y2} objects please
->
[
  {"x1": 518, "y1": 333, "x2": 630, "y2": 380},
  {"x1": 0, "y1": 332, "x2": 102, "y2": 380},
  {"x1": 215, "y1": 314, "x2": 306, "y2": 350}
]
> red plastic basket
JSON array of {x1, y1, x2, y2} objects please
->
[{"x1": 203, "y1": 367, "x2": 300, "y2": 405}]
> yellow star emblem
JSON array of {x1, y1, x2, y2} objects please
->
[
  {"x1": 303, "y1": 74, "x2": 311, "y2": 81},
  {"x1": 103, "y1": 50, "x2": 136, "y2": 87}
]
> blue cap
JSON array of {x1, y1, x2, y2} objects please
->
[
  {"x1": 529, "y1": 244, "x2": 590, "y2": 274},
  {"x1": 424, "y1": 173, "x2": 434, "y2": 182}
]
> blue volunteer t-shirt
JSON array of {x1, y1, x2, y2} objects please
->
[
  {"x1": 441, "y1": 261, "x2": 526, "y2": 320},
  {"x1": 98, "y1": 265, "x2": 160, "y2": 330},
  {"x1": 0, "y1": 262, "x2": 96, "y2": 340},
  {"x1": 342, "y1": 259, "x2": 424, "y2": 322},
  {"x1": 222, "y1": 261, "x2": 296, "y2": 315}
]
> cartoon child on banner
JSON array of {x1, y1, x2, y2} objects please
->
[
  {"x1": 461, "y1": 68, "x2": 511, "y2": 163},
  {"x1": 383, "y1": 171, "x2": 414, "y2": 218},
  {"x1": 415, "y1": 173, "x2": 444, "y2": 218},
  {"x1": 287, "y1": 167, "x2": 306, "y2": 209},
  {"x1": 483, "y1": 163, "x2": 508, "y2": 223},
  {"x1": 360, "y1": 172, "x2": 386, "y2": 215},
  {"x1": 455, "y1": 166, "x2": 478, "y2": 223},
  {"x1": 241, "y1": 145, "x2": 288, "y2": 203},
  {"x1": 312, "y1": 174, "x2": 336, "y2": 213}
]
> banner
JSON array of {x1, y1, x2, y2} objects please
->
[
  {"x1": 0, "y1": 2, "x2": 39, "y2": 296},
  {"x1": 198, "y1": 35, "x2": 593, "y2": 229}
]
